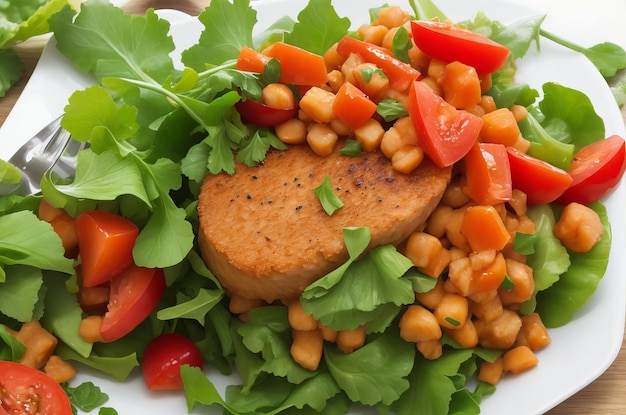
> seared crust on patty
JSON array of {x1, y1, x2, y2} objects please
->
[{"x1": 197, "y1": 143, "x2": 451, "y2": 302}]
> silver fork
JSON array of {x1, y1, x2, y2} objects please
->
[{"x1": 1, "y1": 116, "x2": 87, "y2": 196}]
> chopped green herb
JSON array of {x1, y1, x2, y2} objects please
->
[
  {"x1": 377, "y1": 98, "x2": 408, "y2": 122},
  {"x1": 63, "y1": 381, "x2": 110, "y2": 413},
  {"x1": 359, "y1": 66, "x2": 387, "y2": 83},
  {"x1": 513, "y1": 232, "x2": 536, "y2": 255},
  {"x1": 339, "y1": 139, "x2": 362, "y2": 156},
  {"x1": 445, "y1": 317, "x2": 461, "y2": 327},
  {"x1": 392, "y1": 25, "x2": 411, "y2": 64},
  {"x1": 500, "y1": 275, "x2": 516, "y2": 291},
  {"x1": 312, "y1": 175, "x2": 344, "y2": 215}
]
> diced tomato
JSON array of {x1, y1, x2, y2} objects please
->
[
  {"x1": 335, "y1": 36, "x2": 421, "y2": 92},
  {"x1": 407, "y1": 80, "x2": 482, "y2": 168},
  {"x1": 556, "y1": 135, "x2": 626, "y2": 205},
  {"x1": 142, "y1": 333, "x2": 204, "y2": 391},
  {"x1": 0, "y1": 361, "x2": 72, "y2": 415},
  {"x1": 463, "y1": 142, "x2": 512, "y2": 205},
  {"x1": 332, "y1": 81, "x2": 377, "y2": 129},
  {"x1": 75, "y1": 210, "x2": 139, "y2": 287},
  {"x1": 235, "y1": 98, "x2": 298, "y2": 127},
  {"x1": 100, "y1": 264, "x2": 166, "y2": 342},
  {"x1": 236, "y1": 45, "x2": 272, "y2": 73},
  {"x1": 411, "y1": 20, "x2": 510, "y2": 74},
  {"x1": 38, "y1": 199, "x2": 64, "y2": 222},
  {"x1": 77, "y1": 282, "x2": 110, "y2": 315},
  {"x1": 264, "y1": 42, "x2": 328, "y2": 86},
  {"x1": 507, "y1": 147, "x2": 573, "y2": 206}
]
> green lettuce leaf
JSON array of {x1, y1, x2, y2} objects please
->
[{"x1": 535, "y1": 202, "x2": 611, "y2": 327}]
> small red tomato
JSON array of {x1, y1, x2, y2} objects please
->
[
  {"x1": 142, "y1": 333, "x2": 204, "y2": 391},
  {"x1": 556, "y1": 135, "x2": 626, "y2": 205},
  {"x1": 235, "y1": 98, "x2": 298, "y2": 127}
]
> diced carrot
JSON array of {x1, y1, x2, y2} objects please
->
[
  {"x1": 78, "y1": 315, "x2": 104, "y2": 343},
  {"x1": 43, "y1": 355, "x2": 77, "y2": 383},
  {"x1": 236, "y1": 45, "x2": 271, "y2": 74},
  {"x1": 12, "y1": 320, "x2": 58, "y2": 369},
  {"x1": 265, "y1": 42, "x2": 328, "y2": 86},
  {"x1": 38, "y1": 199, "x2": 64, "y2": 222},
  {"x1": 480, "y1": 108, "x2": 521, "y2": 147},
  {"x1": 440, "y1": 61, "x2": 481, "y2": 109},
  {"x1": 477, "y1": 357, "x2": 504, "y2": 385},
  {"x1": 460, "y1": 205, "x2": 511, "y2": 252},
  {"x1": 50, "y1": 212, "x2": 78, "y2": 258},
  {"x1": 502, "y1": 345, "x2": 538, "y2": 374},
  {"x1": 333, "y1": 81, "x2": 377, "y2": 130}
]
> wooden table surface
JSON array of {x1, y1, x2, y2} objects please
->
[{"x1": 1, "y1": 1, "x2": 625, "y2": 414}]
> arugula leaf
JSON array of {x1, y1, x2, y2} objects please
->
[
  {"x1": 50, "y1": 1, "x2": 175, "y2": 82},
  {"x1": 0, "y1": 265, "x2": 43, "y2": 322},
  {"x1": 283, "y1": 0, "x2": 351, "y2": 56},
  {"x1": 0, "y1": 210, "x2": 74, "y2": 277},
  {"x1": 408, "y1": 0, "x2": 447, "y2": 20},
  {"x1": 520, "y1": 205, "x2": 571, "y2": 314},
  {"x1": 182, "y1": 0, "x2": 256, "y2": 69},
  {"x1": 63, "y1": 381, "x2": 110, "y2": 413},
  {"x1": 313, "y1": 175, "x2": 344, "y2": 215},
  {"x1": 0, "y1": 324, "x2": 26, "y2": 361},
  {"x1": 55, "y1": 342, "x2": 138, "y2": 381},
  {"x1": 384, "y1": 348, "x2": 475, "y2": 415},
  {"x1": 324, "y1": 328, "x2": 415, "y2": 406}
]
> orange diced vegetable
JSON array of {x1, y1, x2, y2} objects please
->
[
  {"x1": 264, "y1": 42, "x2": 328, "y2": 86},
  {"x1": 434, "y1": 293, "x2": 469, "y2": 329},
  {"x1": 502, "y1": 345, "x2": 539, "y2": 374},
  {"x1": 460, "y1": 205, "x2": 511, "y2": 252},
  {"x1": 477, "y1": 357, "x2": 504, "y2": 385},
  {"x1": 475, "y1": 309, "x2": 522, "y2": 350},
  {"x1": 291, "y1": 329, "x2": 324, "y2": 371},
  {"x1": 299, "y1": 87, "x2": 336, "y2": 123},
  {"x1": 481, "y1": 108, "x2": 521, "y2": 146},
  {"x1": 517, "y1": 313, "x2": 551, "y2": 350},
  {"x1": 333, "y1": 81, "x2": 377, "y2": 130},
  {"x1": 498, "y1": 259, "x2": 535, "y2": 306},
  {"x1": 399, "y1": 304, "x2": 442, "y2": 343},
  {"x1": 43, "y1": 355, "x2": 77, "y2": 383},
  {"x1": 441, "y1": 61, "x2": 481, "y2": 109},
  {"x1": 336, "y1": 325, "x2": 367, "y2": 353},
  {"x1": 12, "y1": 320, "x2": 58, "y2": 369},
  {"x1": 236, "y1": 45, "x2": 271, "y2": 73}
]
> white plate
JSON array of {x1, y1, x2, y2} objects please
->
[{"x1": 0, "y1": 1, "x2": 624, "y2": 414}]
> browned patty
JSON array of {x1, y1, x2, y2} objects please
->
[{"x1": 197, "y1": 143, "x2": 451, "y2": 302}]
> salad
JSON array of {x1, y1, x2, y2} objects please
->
[{"x1": 1, "y1": 0, "x2": 625, "y2": 414}]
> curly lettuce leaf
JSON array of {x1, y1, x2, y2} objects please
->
[{"x1": 535, "y1": 202, "x2": 611, "y2": 327}]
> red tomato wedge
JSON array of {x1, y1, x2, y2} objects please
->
[
  {"x1": 411, "y1": 20, "x2": 510, "y2": 74},
  {"x1": 507, "y1": 147, "x2": 573, "y2": 206},
  {"x1": 408, "y1": 80, "x2": 482, "y2": 168},
  {"x1": 556, "y1": 135, "x2": 626, "y2": 205},
  {"x1": 100, "y1": 265, "x2": 166, "y2": 342},
  {"x1": 463, "y1": 142, "x2": 512, "y2": 205},
  {"x1": 142, "y1": 333, "x2": 204, "y2": 391},
  {"x1": 236, "y1": 45, "x2": 272, "y2": 73},
  {"x1": 336, "y1": 36, "x2": 421, "y2": 91},
  {"x1": 76, "y1": 210, "x2": 139, "y2": 287},
  {"x1": 333, "y1": 81, "x2": 377, "y2": 129},
  {"x1": 264, "y1": 42, "x2": 328, "y2": 86},
  {"x1": 0, "y1": 361, "x2": 72, "y2": 415},
  {"x1": 235, "y1": 98, "x2": 298, "y2": 127}
]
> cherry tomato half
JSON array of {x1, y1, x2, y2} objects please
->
[
  {"x1": 556, "y1": 135, "x2": 626, "y2": 205},
  {"x1": 142, "y1": 333, "x2": 204, "y2": 391},
  {"x1": 235, "y1": 98, "x2": 298, "y2": 127},
  {"x1": 411, "y1": 20, "x2": 510, "y2": 74},
  {"x1": 507, "y1": 147, "x2": 573, "y2": 206},
  {"x1": 0, "y1": 361, "x2": 72, "y2": 415},
  {"x1": 75, "y1": 210, "x2": 139, "y2": 288},
  {"x1": 100, "y1": 264, "x2": 166, "y2": 343},
  {"x1": 408, "y1": 80, "x2": 483, "y2": 168}
]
